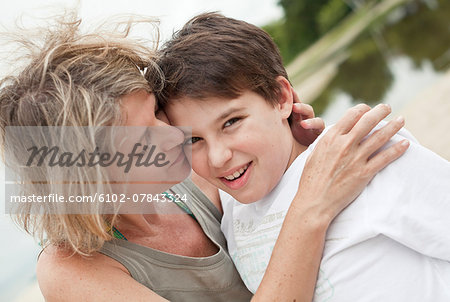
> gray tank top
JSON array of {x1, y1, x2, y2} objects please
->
[{"x1": 99, "y1": 178, "x2": 252, "y2": 301}]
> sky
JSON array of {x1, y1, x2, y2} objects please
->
[
  {"x1": 1, "y1": 0, "x2": 283, "y2": 40},
  {"x1": 0, "y1": 0, "x2": 283, "y2": 78}
]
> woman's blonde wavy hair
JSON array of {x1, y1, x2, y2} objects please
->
[{"x1": 0, "y1": 12, "x2": 163, "y2": 255}]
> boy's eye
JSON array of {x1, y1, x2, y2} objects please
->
[
  {"x1": 224, "y1": 117, "x2": 240, "y2": 128},
  {"x1": 184, "y1": 137, "x2": 202, "y2": 145}
]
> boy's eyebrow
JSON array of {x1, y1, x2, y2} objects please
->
[{"x1": 216, "y1": 107, "x2": 245, "y2": 122}]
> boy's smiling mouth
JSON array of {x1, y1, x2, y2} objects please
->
[
  {"x1": 223, "y1": 163, "x2": 250, "y2": 180},
  {"x1": 219, "y1": 161, "x2": 253, "y2": 190}
]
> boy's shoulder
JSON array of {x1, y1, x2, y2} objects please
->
[{"x1": 312, "y1": 121, "x2": 419, "y2": 150}]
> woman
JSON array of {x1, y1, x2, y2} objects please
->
[{"x1": 0, "y1": 16, "x2": 408, "y2": 301}]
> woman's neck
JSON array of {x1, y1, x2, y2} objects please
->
[{"x1": 114, "y1": 214, "x2": 161, "y2": 239}]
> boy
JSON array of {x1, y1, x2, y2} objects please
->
[{"x1": 155, "y1": 13, "x2": 450, "y2": 301}]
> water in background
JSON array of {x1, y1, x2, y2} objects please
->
[
  {"x1": 312, "y1": 0, "x2": 450, "y2": 123},
  {"x1": 0, "y1": 213, "x2": 41, "y2": 301},
  {"x1": 1, "y1": 151, "x2": 41, "y2": 301}
]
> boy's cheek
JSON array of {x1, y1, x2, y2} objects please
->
[{"x1": 191, "y1": 153, "x2": 209, "y2": 179}]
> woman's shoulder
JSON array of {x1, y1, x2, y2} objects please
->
[
  {"x1": 37, "y1": 245, "x2": 160, "y2": 301},
  {"x1": 37, "y1": 244, "x2": 127, "y2": 274},
  {"x1": 36, "y1": 245, "x2": 124, "y2": 298}
]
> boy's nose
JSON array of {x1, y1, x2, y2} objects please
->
[{"x1": 207, "y1": 142, "x2": 232, "y2": 169}]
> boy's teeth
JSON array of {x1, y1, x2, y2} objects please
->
[{"x1": 224, "y1": 164, "x2": 249, "y2": 181}]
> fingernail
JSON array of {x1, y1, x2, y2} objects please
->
[
  {"x1": 375, "y1": 103, "x2": 390, "y2": 110},
  {"x1": 302, "y1": 120, "x2": 311, "y2": 127},
  {"x1": 401, "y1": 139, "x2": 409, "y2": 147},
  {"x1": 396, "y1": 116, "x2": 404, "y2": 124}
]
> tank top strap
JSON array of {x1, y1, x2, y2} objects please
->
[{"x1": 99, "y1": 178, "x2": 252, "y2": 301}]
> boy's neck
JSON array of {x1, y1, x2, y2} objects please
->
[{"x1": 286, "y1": 140, "x2": 308, "y2": 172}]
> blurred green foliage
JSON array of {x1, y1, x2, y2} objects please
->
[
  {"x1": 383, "y1": 0, "x2": 450, "y2": 71},
  {"x1": 311, "y1": 0, "x2": 450, "y2": 115},
  {"x1": 263, "y1": 0, "x2": 450, "y2": 115},
  {"x1": 312, "y1": 34, "x2": 394, "y2": 114},
  {"x1": 263, "y1": 0, "x2": 353, "y2": 64},
  {"x1": 318, "y1": 0, "x2": 353, "y2": 34}
]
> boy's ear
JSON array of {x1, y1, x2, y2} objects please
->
[{"x1": 276, "y1": 76, "x2": 294, "y2": 119}]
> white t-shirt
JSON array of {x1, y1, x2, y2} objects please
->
[{"x1": 220, "y1": 124, "x2": 450, "y2": 301}]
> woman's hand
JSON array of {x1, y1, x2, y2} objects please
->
[
  {"x1": 254, "y1": 103, "x2": 409, "y2": 302},
  {"x1": 290, "y1": 91, "x2": 325, "y2": 146},
  {"x1": 296, "y1": 103, "x2": 409, "y2": 222}
]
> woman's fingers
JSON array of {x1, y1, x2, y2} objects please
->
[
  {"x1": 349, "y1": 104, "x2": 392, "y2": 141},
  {"x1": 292, "y1": 90, "x2": 302, "y2": 104},
  {"x1": 296, "y1": 103, "x2": 409, "y2": 221},
  {"x1": 290, "y1": 102, "x2": 324, "y2": 146},
  {"x1": 334, "y1": 104, "x2": 372, "y2": 134},
  {"x1": 360, "y1": 116, "x2": 405, "y2": 158},
  {"x1": 292, "y1": 103, "x2": 315, "y2": 120},
  {"x1": 301, "y1": 118, "x2": 325, "y2": 133},
  {"x1": 367, "y1": 139, "x2": 410, "y2": 174}
]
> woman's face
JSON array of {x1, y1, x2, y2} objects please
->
[
  {"x1": 121, "y1": 90, "x2": 168, "y2": 127},
  {"x1": 110, "y1": 90, "x2": 191, "y2": 201}
]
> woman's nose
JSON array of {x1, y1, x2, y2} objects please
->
[
  {"x1": 153, "y1": 110, "x2": 185, "y2": 151},
  {"x1": 159, "y1": 125, "x2": 186, "y2": 152}
]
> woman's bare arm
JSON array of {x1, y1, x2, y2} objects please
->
[
  {"x1": 253, "y1": 104, "x2": 409, "y2": 301},
  {"x1": 37, "y1": 247, "x2": 169, "y2": 302}
]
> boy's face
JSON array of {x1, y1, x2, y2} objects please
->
[{"x1": 165, "y1": 90, "x2": 297, "y2": 203}]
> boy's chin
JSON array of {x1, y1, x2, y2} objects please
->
[{"x1": 225, "y1": 189, "x2": 264, "y2": 204}]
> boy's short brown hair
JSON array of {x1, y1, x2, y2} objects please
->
[{"x1": 150, "y1": 12, "x2": 288, "y2": 106}]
